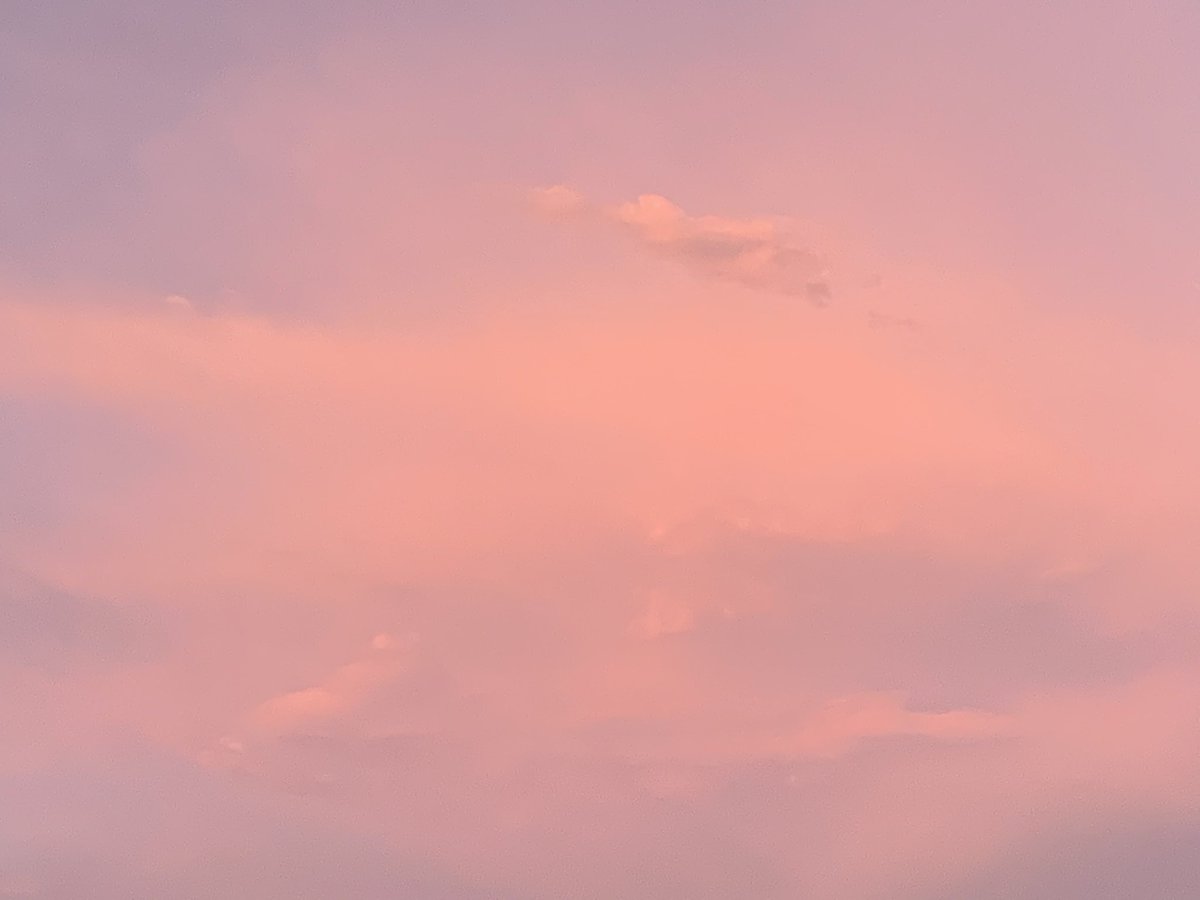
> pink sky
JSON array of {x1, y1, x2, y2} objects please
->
[{"x1": 4, "y1": 2, "x2": 1200, "y2": 897}]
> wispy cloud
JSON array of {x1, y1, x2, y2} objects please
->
[{"x1": 532, "y1": 186, "x2": 832, "y2": 303}]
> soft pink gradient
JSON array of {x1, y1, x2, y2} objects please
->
[{"x1": 4, "y1": 3, "x2": 1200, "y2": 898}]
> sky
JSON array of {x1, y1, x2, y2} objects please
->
[{"x1": 2, "y1": 2, "x2": 1200, "y2": 897}]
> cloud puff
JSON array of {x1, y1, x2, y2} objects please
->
[
  {"x1": 531, "y1": 186, "x2": 832, "y2": 303},
  {"x1": 249, "y1": 633, "x2": 417, "y2": 735}
]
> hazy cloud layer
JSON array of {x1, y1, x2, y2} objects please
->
[
  {"x1": 5, "y1": 275, "x2": 1200, "y2": 896},
  {"x1": 5, "y1": 2, "x2": 1200, "y2": 897}
]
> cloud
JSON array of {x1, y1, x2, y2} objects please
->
[
  {"x1": 628, "y1": 591, "x2": 696, "y2": 640},
  {"x1": 936, "y1": 814, "x2": 1200, "y2": 899},
  {"x1": 0, "y1": 569, "x2": 149, "y2": 670},
  {"x1": 6, "y1": 6, "x2": 1200, "y2": 897},
  {"x1": 248, "y1": 633, "x2": 417, "y2": 736},
  {"x1": 163, "y1": 294, "x2": 193, "y2": 311},
  {"x1": 793, "y1": 693, "x2": 1015, "y2": 755},
  {"x1": 597, "y1": 691, "x2": 1014, "y2": 767},
  {"x1": 531, "y1": 186, "x2": 832, "y2": 303},
  {"x1": 5, "y1": 266, "x2": 1200, "y2": 897},
  {"x1": 528, "y1": 184, "x2": 589, "y2": 217}
]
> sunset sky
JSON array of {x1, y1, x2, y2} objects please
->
[{"x1": 3, "y1": 2, "x2": 1200, "y2": 897}]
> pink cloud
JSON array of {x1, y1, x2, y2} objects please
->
[
  {"x1": 6, "y1": 279, "x2": 1200, "y2": 897},
  {"x1": 5, "y1": 175, "x2": 1200, "y2": 900},
  {"x1": 6, "y1": 4, "x2": 1200, "y2": 896},
  {"x1": 532, "y1": 186, "x2": 833, "y2": 303}
]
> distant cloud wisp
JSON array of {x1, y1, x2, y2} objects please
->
[{"x1": 532, "y1": 186, "x2": 832, "y2": 304}]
